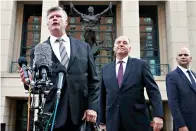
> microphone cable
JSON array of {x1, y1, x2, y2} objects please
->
[{"x1": 50, "y1": 95, "x2": 60, "y2": 131}]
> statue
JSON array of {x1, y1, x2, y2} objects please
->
[{"x1": 70, "y1": 2, "x2": 113, "y2": 58}]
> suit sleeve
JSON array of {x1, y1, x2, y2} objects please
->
[
  {"x1": 142, "y1": 61, "x2": 163, "y2": 118},
  {"x1": 87, "y1": 44, "x2": 100, "y2": 111},
  {"x1": 166, "y1": 74, "x2": 186, "y2": 129},
  {"x1": 98, "y1": 68, "x2": 106, "y2": 124}
]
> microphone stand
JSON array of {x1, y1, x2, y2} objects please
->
[
  {"x1": 50, "y1": 89, "x2": 61, "y2": 131},
  {"x1": 25, "y1": 67, "x2": 32, "y2": 131},
  {"x1": 27, "y1": 82, "x2": 32, "y2": 131}
]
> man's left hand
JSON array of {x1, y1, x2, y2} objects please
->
[
  {"x1": 82, "y1": 110, "x2": 97, "y2": 123},
  {"x1": 152, "y1": 117, "x2": 163, "y2": 131}
]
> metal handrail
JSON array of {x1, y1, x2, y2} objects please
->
[{"x1": 11, "y1": 61, "x2": 170, "y2": 76}]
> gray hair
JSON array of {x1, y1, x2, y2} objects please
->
[
  {"x1": 113, "y1": 36, "x2": 131, "y2": 52},
  {"x1": 46, "y1": 6, "x2": 68, "y2": 21}
]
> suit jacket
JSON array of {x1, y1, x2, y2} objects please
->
[
  {"x1": 166, "y1": 67, "x2": 196, "y2": 131},
  {"x1": 29, "y1": 37, "x2": 99, "y2": 128},
  {"x1": 98, "y1": 57, "x2": 163, "y2": 131}
]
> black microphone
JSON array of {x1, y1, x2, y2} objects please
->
[
  {"x1": 34, "y1": 43, "x2": 52, "y2": 82},
  {"x1": 56, "y1": 64, "x2": 67, "y2": 98},
  {"x1": 18, "y1": 56, "x2": 30, "y2": 85}
]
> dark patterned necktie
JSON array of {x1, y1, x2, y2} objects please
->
[
  {"x1": 56, "y1": 38, "x2": 69, "y2": 68},
  {"x1": 117, "y1": 61, "x2": 124, "y2": 87},
  {"x1": 187, "y1": 70, "x2": 196, "y2": 90}
]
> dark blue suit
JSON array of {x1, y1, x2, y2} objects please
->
[
  {"x1": 166, "y1": 67, "x2": 196, "y2": 131},
  {"x1": 98, "y1": 57, "x2": 163, "y2": 131},
  {"x1": 29, "y1": 37, "x2": 99, "y2": 130}
]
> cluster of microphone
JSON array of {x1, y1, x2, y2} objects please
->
[
  {"x1": 18, "y1": 42, "x2": 66, "y2": 93},
  {"x1": 18, "y1": 43, "x2": 68, "y2": 130}
]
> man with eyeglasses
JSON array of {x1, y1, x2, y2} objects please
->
[{"x1": 166, "y1": 47, "x2": 196, "y2": 131}]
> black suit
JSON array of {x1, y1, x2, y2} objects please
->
[
  {"x1": 166, "y1": 67, "x2": 196, "y2": 131},
  {"x1": 29, "y1": 37, "x2": 99, "y2": 130},
  {"x1": 98, "y1": 57, "x2": 163, "y2": 131}
]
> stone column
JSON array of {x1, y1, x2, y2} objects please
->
[
  {"x1": 164, "y1": 102, "x2": 173, "y2": 131},
  {"x1": 165, "y1": 1, "x2": 189, "y2": 70},
  {"x1": 0, "y1": 0, "x2": 17, "y2": 73},
  {"x1": 40, "y1": 0, "x2": 59, "y2": 42},
  {"x1": 12, "y1": 2, "x2": 24, "y2": 61},
  {"x1": 116, "y1": 2, "x2": 121, "y2": 37},
  {"x1": 187, "y1": 2, "x2": 196, "y2": 71},
  {"x1": 121, "y1": 0, "x2": 140, "y2": 58},
  {"x1": 158, "y1": 3, "x2": 167, "y2": 65}
]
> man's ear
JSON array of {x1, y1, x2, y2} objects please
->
[
  {"x1": 190, "y1": 56, "x2": 192, "y2": 62},
  {"x1": 65, "y1": 20, "x2": 68, "y2": 26},
  {"x1": 128, "y1": 47, "x2": 131, "y2": 52}
]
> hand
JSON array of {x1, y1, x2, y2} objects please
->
[
  {"x1": 152, "y1": 117, "x2": 163, "y2": 131},
  {"x1": 179, "y1": 126, "x2": 189, "y2": 131},
  {"x1": 82, "y1": 110, "x2": 97, "y2": 123},
  {"x1": 99, "y1": 124, "x2": 106, "y2": 131},
  {"x1": 18, "y1": 66, "x2": 32, "y2": 85}
]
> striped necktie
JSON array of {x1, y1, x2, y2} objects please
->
[{"x1": 56, "y1": 38, "x2": 69, "y2": 68}]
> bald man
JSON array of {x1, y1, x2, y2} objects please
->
[
  {"x1": 98, "y1": 36, "x2": 163, "y2": 131},
  {"x1": 166, "y1": 47, "x2": 196, "y2": 131}
]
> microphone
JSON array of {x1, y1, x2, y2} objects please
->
[
  {"x1": 34, "y1": 43, "x2": 52, "y2": 82},
  {"x1": 56, "y1": 64, "x2": 67, "y2": 98},
  {"x1": 18, "y1": 56, "x2": 30, "y2": 85},
  {"x1": 50, "y1": 64, "x2": 67, "y2": 131}
]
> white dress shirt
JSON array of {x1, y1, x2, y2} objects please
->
[
  {"x1": 178, "y1": 65, "x2": 196, "y2": 83},
  {"x1": 50, "y1": 34, "x2": 71, "y2": 62},
  {"x1": 115, "y1": 56, "x2": 129, "y2": 77}
]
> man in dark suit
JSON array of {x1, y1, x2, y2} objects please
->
[
  {"x1": 98, "y1": 36, "x2": 164, "y2": 131},
  {"x1": 166, "y1": 47, "x2": 196, "y2": 131},
  {"x1": 19, "y1": 6, "x2": 99, "y2": 131}
]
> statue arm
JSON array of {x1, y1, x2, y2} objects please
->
[
  {"x1": 70, "y1": 3, "x2": 83, "y2": 16},
  {"x1": 99, "y1": 2, "x2": 112, "y2": 16}
]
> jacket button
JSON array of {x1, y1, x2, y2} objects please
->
[{"x1": 117, "y1": 105, "x2": 119, "y2": 107}]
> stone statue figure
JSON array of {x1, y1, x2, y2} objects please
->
[{"x1": 70, "y1": 2, "x2": 112, "y2": 58}]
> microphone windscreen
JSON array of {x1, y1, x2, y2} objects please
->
[
  {"x1": 18, "y1": 56, "x2": 27, "y2": 67},
  {"x1": 34, "y1": 42, "x2": 52, "y2": 69}
]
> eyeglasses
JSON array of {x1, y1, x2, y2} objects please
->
[{"x1": 178, "y1": 54, "x2": 189, "y2": 57}]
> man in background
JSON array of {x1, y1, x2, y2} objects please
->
[{"x1": 166, "y1": 47, "x2": 196, "y2": 131}]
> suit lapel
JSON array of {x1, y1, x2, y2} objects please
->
[
  {"x1": 192, "y1": 71, "x2": 196, "y2": 79},
  {"x1": 177, "y1": 67, "x2": 196, "y2": 93},
  {"x1": 191, "y1": 70, "x2": 196, "y2": 93},
  {"x1": 110, "y1": 61, "x2": 119, "y2": 90},
  {"x1": 67, "y1": 37, "x2": 79, "y2": 70},
  {"x1": 120, "y1": 57, "x2": 134, "y2": 88}
]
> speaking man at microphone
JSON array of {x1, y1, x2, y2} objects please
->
[{"x1": 18, "y1": 6, "x2": 99, "y2": 131}]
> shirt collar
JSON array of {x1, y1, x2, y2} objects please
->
[
  {"x1": 116, "y1": 56, "x2": 129, "y2": 65},
  {"x1": 50, "y1": 34, "x2": 69, "y2": 45},
  {"x1": 178, "y1": 65, "x2": 190, "y2": 74}
]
